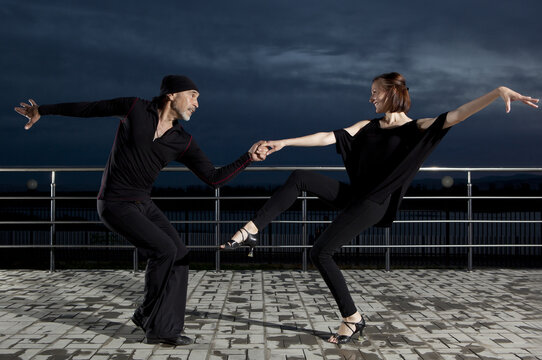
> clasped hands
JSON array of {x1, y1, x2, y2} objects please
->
[{"x1": 248, "y1": 140, "x2": 283, "y2": 162}]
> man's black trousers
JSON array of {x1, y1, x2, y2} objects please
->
[{"x1": 98, "y1": 199, "x2": 189, "y2": 338}]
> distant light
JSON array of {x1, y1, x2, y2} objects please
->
[
  {"x1": 441, "y1": 176, "x2": 454, "y2": 188},
  {"x1": 27, "y1": 179, "x2": 38, "y2": 190}
]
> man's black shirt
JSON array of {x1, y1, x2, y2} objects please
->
[{"x1": 39, "y1": 97, "x2": 252, "y2": 200}]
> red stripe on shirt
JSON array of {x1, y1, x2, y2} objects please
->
[
  {"x1": 208, "y1": 157, "x2": 252, "y2": 186},
  {"x1": 121, "y1": 98, "x2": 138, "y2": 123},
  {"x1": 178, "y1": 135, "x2": 193, "y2": 159}
]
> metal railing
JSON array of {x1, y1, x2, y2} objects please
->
[{"x1": 1, "y1": 166, "x2": 542, "y2": 272}]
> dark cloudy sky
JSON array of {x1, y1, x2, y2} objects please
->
[{"x1": 2, "y1": 0, "x2": 541, "y2": 188}]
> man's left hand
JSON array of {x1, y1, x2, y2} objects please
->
[{"x1": 248, "y1": 141, "x2": 268, "y2": 161}]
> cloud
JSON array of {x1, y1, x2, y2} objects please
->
[{"x1": 1, "y1": 0, "x2": 541, "y2": 177}]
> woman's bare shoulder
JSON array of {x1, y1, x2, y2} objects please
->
[
  {"x1": 416, "y1": 117, "x2": 438, "y2": 130},
  {"x1": 344, "y1": 120, "x2": 371, "y2": 136}
]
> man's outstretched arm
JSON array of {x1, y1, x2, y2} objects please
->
[
  {"x1": 179, "y1": 139, "x2": 267, "y2": 189},
  {"x1": 14, "y1": 97, "x2": 137, "y2": 130}
]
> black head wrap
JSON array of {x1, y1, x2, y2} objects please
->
[{"x1": 159, "y1": 75, "x2": 198, "y2": 96}]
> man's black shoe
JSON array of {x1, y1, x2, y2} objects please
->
[
  {"x1": 144, "y1": 335, "x2": 193, "y2": 346},
  {"x1": 131, "y1": 311, "x2": 147, "y2": 331}
]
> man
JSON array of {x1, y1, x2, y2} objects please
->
[{"x1": 14, "y1": 75, "x2": 267, "y2": 345}]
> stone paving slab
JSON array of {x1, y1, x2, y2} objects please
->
[{"x1": 0, "y1": 269, "x2": 541, "y2": 360}]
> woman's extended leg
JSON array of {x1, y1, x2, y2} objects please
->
[{"x1": 222, "y1": 169, "x2": 351, "y2": 247}]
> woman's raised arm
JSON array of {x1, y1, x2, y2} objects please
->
[{"x1": 444, "y1": 86, "x2": 539, "y2": 128}]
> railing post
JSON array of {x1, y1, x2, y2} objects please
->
[
  {"x1": 385, "y1": 227, "x2": 391, "y2": 272},
  {"x1": 302, "y1": 191, "x2": 307, "y2": 272},
  {"x1": 133, "y1": 248, "x2": 138, "y2": 273},
  {"x1": 49, "y1": 171, "x2": 56, "y2": 272},
  {"x1": 215, "y1": 188, "x2": 221, "y2": 272},
  {"x1": 467, "y1": 171, "x2": 473, "y2": 272}
]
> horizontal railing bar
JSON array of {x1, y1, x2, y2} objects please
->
[
  {"x1": 2, "y1": 196, "x2": 542, "y2": 201},
  {"x1": 0, "y1": 244, "x2": 540, "y2": 249},
  {"x1": 0, "y1": 245, "x2": 135, "y2": 248},
  {"x1": 405, "y1": 196, "x2": 542, "y2": 200},
  {"x1": 2, "y1": 219, "x2": 542, "y2": 225},
  {"x1": 2, "y1": 166, "x2": 542, "y2": 172},
  {"x1": 0, "y1": 196, "x2": 272, "y2": 200}
]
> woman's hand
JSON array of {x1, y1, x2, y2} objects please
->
[
  {"x1": 498, "y1": 86, "x2": 539, "y2": 113},
  {"x1": 263, "y1": 140, "x2": 285, "y2": 155},
  {"x1": 14, "y1": 99, "x2": 41, "y2": 130}
]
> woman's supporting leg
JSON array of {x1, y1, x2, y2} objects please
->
[{"x1": 309, "y1": 197, "x2": 390, "y2": 341}]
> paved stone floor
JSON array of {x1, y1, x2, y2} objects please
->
[{"x1": 0, "y1": 269, "x2": 541, "y2": 360}]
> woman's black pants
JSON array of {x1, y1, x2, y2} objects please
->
[
  {"x1": 98, "y1": 199, "x2": 189, "y2": 338},
  {"x1": 252, "y1": 170, "x2": 389, "y2": 318}
]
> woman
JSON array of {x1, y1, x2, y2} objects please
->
[{"x1": 221, "y1": 72, "x2": 539, "y2": 344}]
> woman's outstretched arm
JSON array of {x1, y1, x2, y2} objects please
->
[
  {"x1": 264, "y1": 131, "x2": 336, "y2": 155},
  {"x1": 418, "y1": 87, "x2": 539, "y2": 130},
  {"x1": 263, "y1": 120, "x2": 371, "y2": 155}
]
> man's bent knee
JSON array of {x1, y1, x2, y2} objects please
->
[{"x1": 310, "y1": 247, "x2": 332, "y2": 266}]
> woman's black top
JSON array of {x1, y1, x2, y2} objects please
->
[
  {"x1": 39, "y1": 97, "x2": 252, "y2": 201},
  {"x1": 333, "y1": 112, "x2": 450, "y2": 227}
]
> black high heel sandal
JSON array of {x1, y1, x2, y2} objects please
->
[
  {"x1": 221, "y1": 228, "x2": 259, "y2": 257},
  {"x1": 329, "y1": 316, "x2": 366, "y2": 344}
]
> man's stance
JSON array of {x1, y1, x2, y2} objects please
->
[{"x1": 15, "y1": 75, "x2": 266, "y2": 345}]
